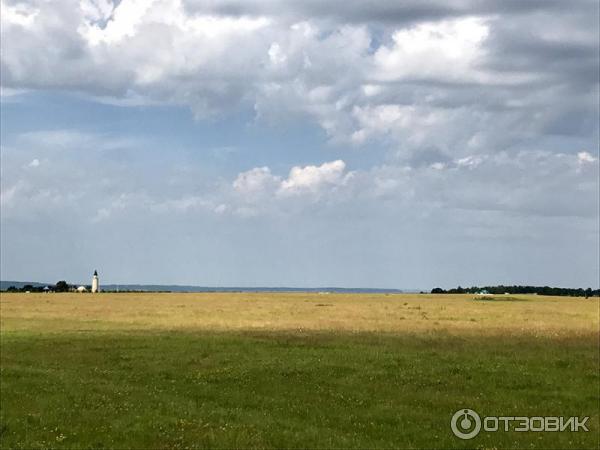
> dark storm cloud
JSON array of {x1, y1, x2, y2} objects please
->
[
  {"x1": 184, "y1": 0, "x2": 578, "y2": 24},
  {"x1": 482, "y1": 12, "x2": 599, "y2": 88}
]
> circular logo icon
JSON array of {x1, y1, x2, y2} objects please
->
[{"x1": 451, "y1": 409, "x2": 481, "y2": 439}]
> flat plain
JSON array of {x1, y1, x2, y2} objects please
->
[{"x1": 0, "y1": 292, "x2": 598, "y2": 449}]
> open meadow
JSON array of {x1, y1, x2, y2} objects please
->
[{"x1": 0, "y1": 292, "x2": 598, "y2": 449}]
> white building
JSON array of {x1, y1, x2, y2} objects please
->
[
  {"x1": 91, "y1": 270, "x2": 99, "y2": 293},
  {"x1": 76, "y1": 286, "x2": 87, "y2": 293}
]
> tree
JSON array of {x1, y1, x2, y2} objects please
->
[{"x1": 55, "y1": 281, "x2": 69, "y2": 292}]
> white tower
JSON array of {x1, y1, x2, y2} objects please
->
[{"x1": 91, "y1": 270, "x2": 99, "y2": 293}]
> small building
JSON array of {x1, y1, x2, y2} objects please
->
[
  {"x1": 475, "y1": 289, "x2": 493, "y2": 299},
  {"x1": 76, "y1": 286, "x2": 87, "y2": 293}
]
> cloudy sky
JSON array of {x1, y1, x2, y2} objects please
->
[{"x1": 1, "y1": 0, "x2": 598, "y2": 288}]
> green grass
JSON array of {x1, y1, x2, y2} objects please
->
[{"x1": 1, "y1": 329, "x2": 598, "y2": 449}]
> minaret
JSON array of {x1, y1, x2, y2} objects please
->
[{"x1": 91, "y1": 270, "x2": 99, "y2": 293}]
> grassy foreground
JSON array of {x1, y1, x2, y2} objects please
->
[{"x1": 0, "y1": 293, "x2": 598, "y2": 449}]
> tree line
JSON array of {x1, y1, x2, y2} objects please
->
[
  {"x1": 4, "y1": 281, "x2": 79, "y2": 293},
  {"x1": 430, "y1": 285, "x2": 598, "y2": 297}
]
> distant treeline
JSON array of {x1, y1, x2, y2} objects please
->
[
  {"x1": 431, "y1": 285, "x2": 599, "y2": 297},
  {"x1": 1, "y1": 281, "x2": 406, "y2": 294},
  {"x1": 4, "y1": 280, "x2": 73, "y2": 293}
]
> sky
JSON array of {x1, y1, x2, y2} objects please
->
[{"x1": 1, "y1": 0, "x2": 599, "y2": 289}]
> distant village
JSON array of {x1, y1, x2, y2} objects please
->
[{"x1": 4, "y1": 271, "x2": 100, "y2": 293}]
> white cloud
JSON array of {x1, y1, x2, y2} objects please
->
[
  {"x1": 455, "y1": 155, "x2": 485, "y2": 169},
  {"x1": 226, "y1": 151, "x2": 598, "y2": 219},
  {"x1": 80, "y1": 0, "x2": 115, "y2": 24},
  {"x1": 1, "y1": 0, "x2": 596, "y2": 153},
  {"x1": 350, "y1": 104, "x2": 457, "y2": 149},
  {"x1": 268, "y1": 42, "x2": 286, "y2": 65},
  {"x1": 578, "y1": 151, "x2": 597, "y2": 164},
  {"x1": 232, "y1": 160, "x2": 351, "y2": 202},
  {"x1": 1, "y1": 1, "x2": 39, "y2": 28},
  {"x1": 279, "y1": 160, "x2": 348, "y2": 195},
  {"x1": 374, "y1": 17, "x2": 489, "y2": 83},
  {"x1": 233, "y1": 167, "x2": 281, "y2": 197},
  {"x1": 80, "y1": 0, "x2": 151, "y2": 44}
]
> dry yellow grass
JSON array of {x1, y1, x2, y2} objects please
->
[{"x1": 1, "y1": 292, "x2": 597, "y2": 336}]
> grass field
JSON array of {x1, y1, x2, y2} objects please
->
[{"x1": 0, "y1": 292, "x2": 598, "y2": 449}]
